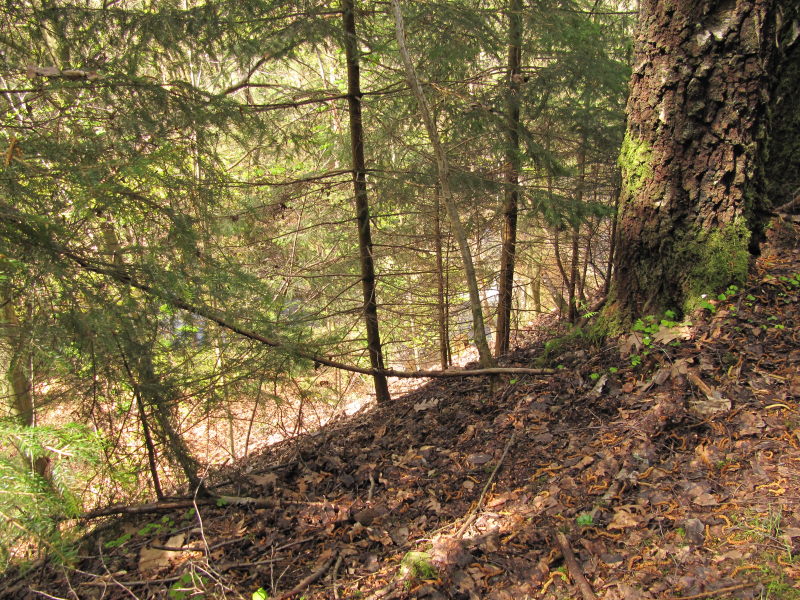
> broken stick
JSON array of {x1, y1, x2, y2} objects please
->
[{"x1": 551, "y1": 529, "x2": 597, "y2": 600}]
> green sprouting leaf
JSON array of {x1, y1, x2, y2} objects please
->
[
  {"x1": 700, "y1": 300, "x2": 716, "y2": 313},
  {"x1": 252, "y1": 587, "x2": 269, "y2": 600},
  {"x1": 104, "y1": 532, "x2": 133, "y2": 549}
]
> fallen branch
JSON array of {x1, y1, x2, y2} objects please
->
[
  {"x1": 26, "y1": 65, "x2": 100, "y2": 80},
  {"x1": 272, "y1": 550, "x2": 338, "y2": 600},
  {"x1": 667, "y1": 582, "x2": 755, "y2": 600},
  {"x1": 552, "y1": 530, "x2": 597, "y2": 600},
  {"x1": 455, "y1": 423, "x2": 518, "y2": 538},
  {"x1": 58, "y1": 254, "x2": 555, "y2": 379},
  {"x1": 687, "y1": 370, "x2": 730, "y2": 416},
  {"x1": 81, "y1": 495, "x2": 275, "y2": 519},
  {"x1": 0, "y1": 205, "x2": 559, "y2": 379}
]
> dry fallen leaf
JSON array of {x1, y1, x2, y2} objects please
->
[
  {"x1": 414, "y1": 398, "x2": 440, "y2": 412},
  {"x1": 653, "y1": 323, "x2": 692, "y2": 344},
  {"x1": 467, "y1": 453, "x2": 492, "y2": 465},
  {"x1": 691, "y1": 492, "x2": 719, "y2": 507},
  {"x1": 607, "y1": 509, "x2": 642, "y2": 530},
  {"x1": 252, "y1": 472, "x2": 278, "y2": 487}
]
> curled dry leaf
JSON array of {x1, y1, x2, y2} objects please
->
[{"x1": 607, "y1": 509, "x2": 642, "y2": 530}]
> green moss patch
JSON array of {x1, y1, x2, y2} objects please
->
[
  {"x1": 619, "y1": 130, "x2": 653, "y2": 196},
  {"x1": 683, "y1": 217, "x2": 751, "y2": 311}
]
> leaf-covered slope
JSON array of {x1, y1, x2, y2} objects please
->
[{"x1": 2, "y1": 219, "x2": 800, "y2": 600}]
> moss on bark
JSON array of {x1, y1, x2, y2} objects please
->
[
  {"x1": 618, "y1": 131, "x2": 652, "y2": 197},
  {"x1": 681, "y1": 218, "x2": 751, "y2": 311}
]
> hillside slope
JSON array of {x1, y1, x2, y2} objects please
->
[{"x1": 2, "y1": 219, "x2": 799, "y2": 600}]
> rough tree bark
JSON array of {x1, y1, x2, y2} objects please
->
[
  {"x1": 342, "y1": 0, "x2": 391, "y2": 402},
  {"x1": 391, "y1": 0, "x2": 495, "y2": 369},
  {"x1": 610, "y1": 0, "x2": 799, "y2": 320},
  {"x1": 495, "y1": 0, "x2": 523, "y2": 356}
]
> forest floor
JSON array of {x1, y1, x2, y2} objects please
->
[{"x1": 2, "y1": 218, "x2": 800, "y2": 600}]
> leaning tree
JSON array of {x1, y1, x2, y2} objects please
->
[{"x1": 609, "y1": 0, "x2": 799, "y2": 320}]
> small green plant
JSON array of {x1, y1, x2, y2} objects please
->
[
  {"x1": 608, "y1": 366, "x2": 619, "y2": 374},
  {"x1": 717, "y1": 284, "x2": 740, "y2": 301},
  {"x1": 137, "y1": 522, "x2": 165, "y2": 536},
  {"x1": 104, "y1": 532, "x2": 133, "y2": 549},
  {"x1": 589, "y1": 372, "x2": 600, "y2": 381},
  {"x1": 169, "y1": 572, "x2": 207, "y2": 600},
  {"x1": 0, "y1": 420, "x2": 119, "y2": 568},
  {"x1": 576, "y1": 513, "x2": 594, "y2": 527},
  {"x1": 630, "y1": 354, "x2": 642, "y2": 367},
  {"x1": 400, "y1": 551, "x2": 437, "y2": 580},
  {"x1": 252, "y1": 588, "x2": 269, "y2": 600},
  {"x1": 698, "y1": 296, "x2": 717, "y2": 313}
]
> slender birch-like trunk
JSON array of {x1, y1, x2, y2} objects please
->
[{"x1": 391, "y1": 0, "x2": 494, "y2": 368}]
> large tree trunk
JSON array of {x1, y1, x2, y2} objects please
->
[
  {"x1": 391, "y1": 0, "x2": 495, "y2": 368},
  {"x1": 495, "y1": 0, "x2": 523, "y2": 356},
  {"x1": 610, "y1": 0, "x2": 797, "y2": 319},
  {"x1": 342, "y1": 0, "x2": 391, "y2": 402}
]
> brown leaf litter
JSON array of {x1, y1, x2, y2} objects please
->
[{"x1": 1, "y1": 219, "x2": 799, "y2": 599}]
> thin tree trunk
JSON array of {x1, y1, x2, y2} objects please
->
[
  {"x1": 433, "y1": 187, "x2": 449, "y2": 369},
  {"x1": 604, "y1": 173, "x2": 621, "y2": 296},
  {"x1": 391, "y1": 0, "x2": 494, "y2": 368},
  {"x1": 121, "y1": 351, "x2": 164, "y2": 500},
  {"x1": 495, "y1": 0, "x2": 522, "y2": 356},
  {"x1": 531, "y1": 260, "x2": 542, "y2": 314},
  {"x1": 101, "y1": 217, "x2": 206, "y2": 494},
  {"x1": 0, "y1": 290, "x2": 49, "y2": 478},
  {"x1": 552, "y1": 228, "x2": 569, "y2": 318},
  {"x1": 1, "y1": 296, "x2": 33, "y2": 427},
  {"x1": 135, "y1": 348, "x2": 207, "y2": 495},
  {"x1": 342, "y1": 0, "x2": 391, "y2": 402},
  {"x1": 567, "y1": 221, "x2": 581, "y2": 322},
  {"x1": 567, "y1": 139, "x2": 587, "y2": 322}
]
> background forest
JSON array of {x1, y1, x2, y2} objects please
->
[{"x1": 0, "y1": 0, "x2": 633, "y2": 564}]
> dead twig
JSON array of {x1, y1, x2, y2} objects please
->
[
  {"x1": 331, "y1": 553, "x2": 343, "y2": 600},
  {"x1": 271, "y1": 550, "x2": 338, "y2": 600},
  {"x1": 455, "y1": 427, "x2": 517, "y2": 538},
  {"x1": 81, "y1": 495, "x2": 275, "y2": 519},
  {"x1": 667, "y1": 582, "x2": 755, "y2": 600},
  {"x1": 552, "y1": 530, "x2": 597, "y2": 600}
]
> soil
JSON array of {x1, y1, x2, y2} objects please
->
[{"x1": 1, "y1": 218, "x2": 799, "y2": 599}]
